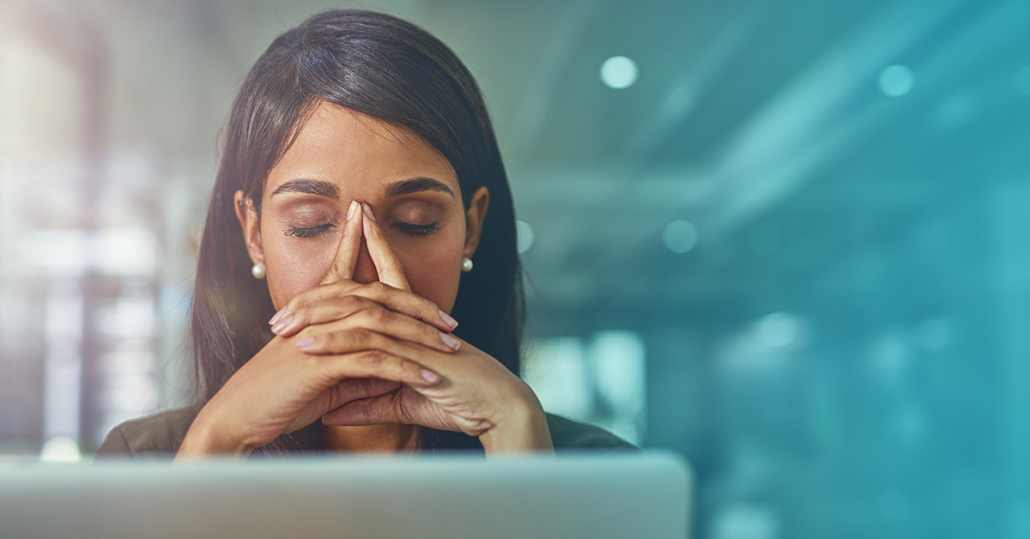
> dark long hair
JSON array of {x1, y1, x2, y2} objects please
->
[{"x1": 189, "y1": 9, "x2": 523, "y2": 452}]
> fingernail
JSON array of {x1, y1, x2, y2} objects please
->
[
  {"x1": 362, "y1": 202, "x2": 376, "y2": 222},
  {"x1": 271, "y1": 314, "x2": 293, "y2": 334},
  {"x1": 269, "y1": 307, "x2": 286, "y2": 325},
  {"x1": 438, "y1": 309, "x2": 458, "y2": 329},
  {"x1": 347, "y1": 200, "x2": 359, "y2": 221},
  {"x1": 440, "y1": 332, "x2": 461, "y2": 351},
  {"x1": 295, "y1": 336, "x2": 314, "y2": 349},
  {"x1": 420, "y1": 368, "x2": 440, "y2": 383}
]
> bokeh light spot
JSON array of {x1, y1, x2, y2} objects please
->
[
  {"x1": 600, "y1": 56, "x2": 638, "y2": 89},
  {"x1": 663, "y1": 220, "x2": 698, "y2": 254},
  {"x1": 879, "y1": 65, "x2": 915, "y2": 97},
  {"x1": 757, "y1": 312, "x2": 801, "y2": 348},
  {"x1": 516, "y1": 220, "x2": 534, "y2": 253}
]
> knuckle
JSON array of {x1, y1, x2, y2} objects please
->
[
  {"x1": 397, "y1": 287, "x2": 427, "y2": 307},
  {"x1": 292, "y1": 303, "x2": 311, "y2": 321},
  {"x1": 347, "y1": 327, "x2": 372, "y2": 347},
  {"x1": 326, "y1": 296, "x2": 356, "y2": 317},
  {"x1": 418, "y1": 298, "x2": 440, "y2": 317},
  {"x1": 368, "y1": 307, "x2": 392, "y2": 324},
  {"x1": 329, "y1": 280, "x2": 351, "y2": 292},
  {"x1": 298, "y1": 286, "x2": 325, "y2": 303},
  {"x1": 393, "y1": 357, "x2": 418, "y2": 378},
  {"x1": 361, "y1": 350, "x2": 389, "y2": 370},
  {"x1": 327, "y1": 330, "x2": 351, "y2": 348},
  {"x1": 284, "y1": 296, "x2": 302, "y2": 314},
  {"x1": 402, "y1": 358, "x2": 421, "y2": 377},
  {"x1": 340, "y1": 294, "x2": 363, "y2": 308}
]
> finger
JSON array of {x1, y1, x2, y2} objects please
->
[
  {"x1": 271, "y1": 279, "x2": 363, "y2": 333},
  {"x1": 289, "y1": 304, "x2": 461, "y2": 352},
  {"x1": 272, "y1": 280, "x2": 457, "y2": 335},
  {"x1": 273, "y1": 294, "x2": 378, "y2": 338},
  {"x1": 295, "y1": 324, "x2": 457, "y2": 363},
  {"x1": 361, "y1": 203, "x2": 410, "y2": 291},
  {"x1": 321, "y1": 200, "x2": 364, "y2": 285},
  {"x1": 348, "y1": 281, "x2": 458, "y2": 332},
  {"x1": 322, "y1": 392, "x2": 409, "y2": 426},
  {"x1": 318, "y1": 348, "x2": 442, "y2": 388}
]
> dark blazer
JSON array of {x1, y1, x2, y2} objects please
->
[{"x1": 97, "y1": 404, "x2": 637, "y2": 458}]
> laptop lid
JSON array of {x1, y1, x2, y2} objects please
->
[{"x1": 0, "y1": 451, "x2": 691, "y2": 539}]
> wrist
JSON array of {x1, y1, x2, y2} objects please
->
[
  {"x1": 176, "y1": 407, "x2": 254, "y2": 459},
  {"x1": 478, "y1": 387, "x2": 554, "y2": 455}
]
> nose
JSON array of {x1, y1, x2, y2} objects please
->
[{"x1": 350, "y1": 238, "x2": 379, "y2": 285}]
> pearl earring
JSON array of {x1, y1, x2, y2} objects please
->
[
  {"x1": 461, "y1": 258, "x2": 473, "y2": 273},
  {"x1": 252, "y1": 262, "x2": 266, "y2": 279}
]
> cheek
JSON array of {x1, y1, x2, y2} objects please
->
[
  {"x1": 393, "y1": 231, "x2": 465, "y2": 313},
  {"x1": 261, "y1": 228, "x2": 338, "y2": 309}
]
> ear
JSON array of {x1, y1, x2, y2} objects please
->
[
  {"x1": 462, "y1": 186, "x2": 490, "y2": 259},
  {"x1": 234, "y1": 190, "x2": 264, "y2": 269}
]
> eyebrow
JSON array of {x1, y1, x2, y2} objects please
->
[
  {"x1": 269, "y1": 176, "x2": 455, "y2": 200},
  {"x1": 386, "y1": 177, "x2": 454, "y2": 198},
  {"x1": 270, "y1": 179, "x2": 340, "y2": 199}
]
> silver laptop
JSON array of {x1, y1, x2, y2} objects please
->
[{"x1": 0, "y1": 451, "x2": 692, "y2": 538}]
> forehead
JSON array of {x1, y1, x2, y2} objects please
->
[{"x1": 266, "y1": 101, "x2": 457, "y2": 197}]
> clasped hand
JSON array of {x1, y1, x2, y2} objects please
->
[{"x1": 178, "y1": 201, "x2": 552, "y2": 457}]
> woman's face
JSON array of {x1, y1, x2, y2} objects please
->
[{"x1": 235, "y1": 101, "x2": 489, "y2": 313}]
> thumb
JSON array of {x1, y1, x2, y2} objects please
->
[
  {"x1": 322, "y1": 391, "x2": 405, "y2": 426},
  {"x1": 360, "y1": 203, "x2": 411, "y2": 291},
  {"x1": 324, "y1": 377, "x2": 403, "y2": 415},
  {"x1": 321, "y1": 200, "x2": 364, "y2": 285}
]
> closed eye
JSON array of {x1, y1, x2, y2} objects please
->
[
  {"x1": 284, "y1": 222, "x2": 336, "y2": 238},
  {"x1": 393, "y1": 222, "x2": 442, "y2": 237}
]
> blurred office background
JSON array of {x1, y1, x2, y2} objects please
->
[{"x1": 0, "y1": 0, "x2": 1028, "y2": 537}]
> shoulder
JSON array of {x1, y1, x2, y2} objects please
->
[
  {"x1": 96, "y1": 403, "x2": 205, "y2": 459},
  {"x1": 545, "y1": 413, "x2": 638, "y2": 452}
]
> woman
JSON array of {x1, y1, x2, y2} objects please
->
[{"x1": 98, "y1": 9, "x2": 631, "y2": 457}]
